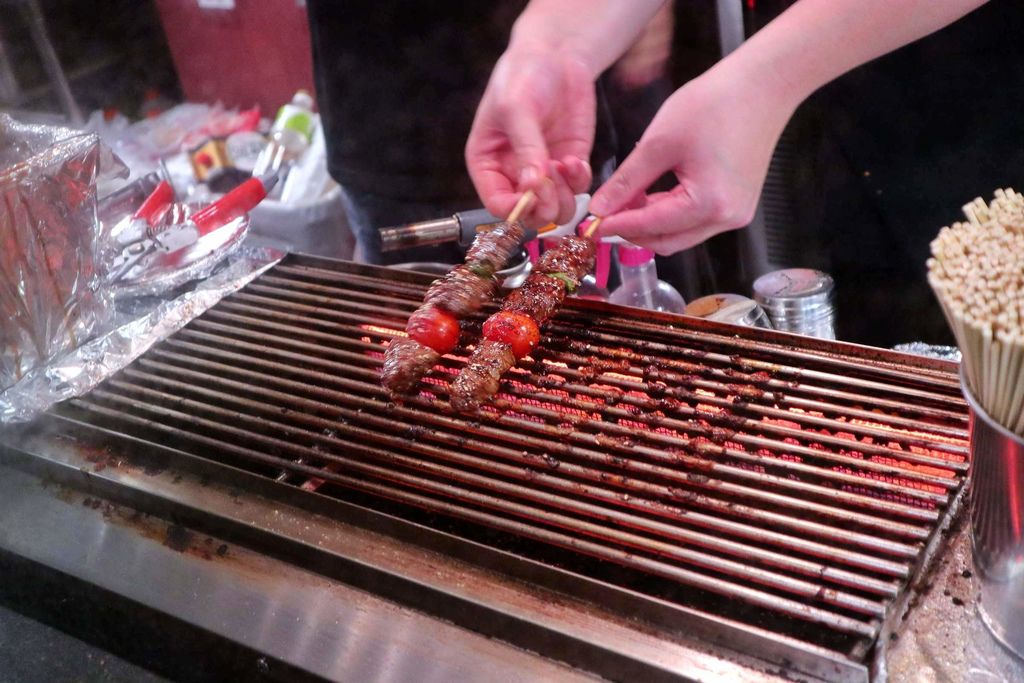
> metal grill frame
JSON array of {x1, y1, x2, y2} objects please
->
[{"x1": 5, "y1": 254, "x2": 970, "y2": 682}]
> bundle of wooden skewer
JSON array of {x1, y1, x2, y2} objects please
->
[{"x1": 927, "y1": 187, "x2": 1024, "y2": 434}]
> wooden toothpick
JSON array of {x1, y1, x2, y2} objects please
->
[{"x1": 507, "y1": 190, "x2": 536, "y2": 224}]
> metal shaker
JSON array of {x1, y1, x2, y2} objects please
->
[
  {"x1": 753, "y1": 269, "x2": 836, "y2": 339},
  {"x1": 962, "y1": 373, "x2": 1024, "y2": 660}
]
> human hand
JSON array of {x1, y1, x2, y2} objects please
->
[
  {"x1": 611, "y1": 2, "x2": 674, "y2": 90},
  {"x1": 589, "y1": 65, "x2": 796, "y2": 255},
  {"x1": 466, "y1": 48, "x2": 595, "y2": 228}
]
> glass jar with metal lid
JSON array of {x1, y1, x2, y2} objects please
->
[{"x1": 752, "y1": 269, "x2": 836, "y2": 339}]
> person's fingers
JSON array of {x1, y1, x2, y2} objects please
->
[
  {"x1": 597, "y1": 187, "x2": 705, "y2": 239},
  {"x1": 502, "y1": 106, "x2": 551, "y2": 186},
  {"x1": 598, "y1": 185, "x2": 745, "y2": 256},
  {"x1": 627, "y1": 224, "x2": 721, "y2": 256},
  {"x1": 621, "y1": 191, "x2": 649, "y2": 212},
  {"x1": 483, "y1": 189, "x2": 521, "y2": 220},
  {"x1": 549, "y1": 160, "x2": 577, "y2": 225},
  {"x1": 589, "y1": 138, "x2": 674, "y2": 217},
  {"x1": 528, "y1": 174, "x2": 559, "y2": 226},
  {"x1": 467, "y1": 53, "x2": 599, "y2": 223},
  {"x1": 468, "y1": 157, "x2": 519, "y2": 218},
  {"x1": 466, "y1": 111, "x2": 520, "y2": 217},
  {"x1": 560, "y1": 155, "x2": 592, "y2": 195},
  {"x1": 468, "y1": 160, "x2": 519, "y2": 218}
]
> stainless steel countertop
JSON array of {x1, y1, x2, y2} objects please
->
[
  {"x1": 0, "y1": 461, "x2": 602, "y2": 683},
  {"x1": 0, "y1": 442, "x2": 793, "y2": 683},
  {"x1": 887, "y1": 521, "x2": 1024, "y2": 682},
  {"x1": 2, "y1": 419, "x2": 1019, "y2": 682}
]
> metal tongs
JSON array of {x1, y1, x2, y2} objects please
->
[{"x1": 109, "y1": 174, "x2": 277, "y2": 282}]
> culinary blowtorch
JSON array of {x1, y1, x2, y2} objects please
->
[{"x1": 380, "y1": 194, "x2": 603, "y2": 252}]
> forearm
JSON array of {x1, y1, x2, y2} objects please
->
[
  {"x1": 508, "y1": 0, "x2": 668, "y2": 79},
  {"x1": 721, "y1": 0, "x2": 988, "y2": 106}
]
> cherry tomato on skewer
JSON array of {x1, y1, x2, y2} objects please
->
[
  {"x1": 407, "y1": 305, "x2": 461, "y2": 354},
  {"x1": 483, "y1": 311, "x2": 541, "y2": 359}
]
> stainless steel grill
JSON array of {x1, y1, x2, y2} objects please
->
[{"x1": 50, "y1": 254, "x2": 969, "y2": 681}]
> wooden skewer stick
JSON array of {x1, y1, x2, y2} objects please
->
[
  {"x1": 583, "y1": 216, "x2": 603, "y2": 239},
  {"x1": 929, "y1": 187, "x2": 1024, "y2": 435},
  {"x1": 507, "y1": 190, "x2": 536, "y2": 224}
]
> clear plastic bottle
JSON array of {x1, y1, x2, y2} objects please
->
[
  {"x1": 252, "y1": 90, "x2": 316, "y2": 179},
  {"x1": 608, "y1": 245, "x2": 686, "y2": 313}
]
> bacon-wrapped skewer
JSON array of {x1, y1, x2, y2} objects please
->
[
  {"x1": 381, "y1": 220, "x2": 525, "y2": 395},
  {"x1": 450, "y1": 234, "x2": 597, "y2": 412}
]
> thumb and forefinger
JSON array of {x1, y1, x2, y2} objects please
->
[
  {"x1": 465, "y1": 98, "x2": 552, "y2": 220},
  {"x1": 588, "y1": 140, "x2": 705, "y2": 242},
  {"x1": 588, "y1": 138, "x2": 671, "y2": 221},
  {"x1": 505, "y1": 111, "x2": 586, "y2": 225},
  {"x1": 499, "y1": 109, "x2": 597, "y2": 225}
]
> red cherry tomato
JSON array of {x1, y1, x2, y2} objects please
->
[
  {"x1": 407, "y1": 306, "x2": 460, "y2": 354},
  {"x1": 483, "y1": 311, "x2": 540, "y2": 359}
]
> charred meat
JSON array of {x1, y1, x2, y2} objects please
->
[
  {"x1": 535, "y1": 236, "x2": 595, "y2": 285},
  {"x1": 380, "y1": 337, "x2": 440, "y2": 395},
  {"x1": 424, "y1": 265, "x2": 496, "y2": 317},
  {"x1": 381, "y1": 220, "x2": 525, "y2": 396},
  {"x1": 449, "y1": 340, "x2": 516, "y2": 412},
  {"x1": 450, "y1": 235, "x2": 596, "y2": 411},
  {"x1": 503, "y1": 275, "x2": 564, "y2": 323},
  {"x1": 466, "y1": 222, "x2": 524, "y2": 273}
]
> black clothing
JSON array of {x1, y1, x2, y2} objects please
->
[
  {"x1": 307, "y1": 1, "x2": 618, "y2": 264},
  {"x1": 308, "y1": 0, "x2": 616, "y2": 205}
]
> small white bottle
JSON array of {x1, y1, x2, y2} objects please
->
[
  {"x1": 609, "y1": 245, "x2": 686, "y2": 313},
  {"x1": 253, "y1": 90, "x2": 317, "y2": 179}
]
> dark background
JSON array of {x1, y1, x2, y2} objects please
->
[
  {"x1": 3, "y1": 1, "x2": 1021, "y2": 347},
  {"x1": 665, "y1": 0, "x2": 1024, "y2": 347}
]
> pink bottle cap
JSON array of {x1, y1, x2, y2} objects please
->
[
  {"x1": 525, "y1": 238, "x2": 540, "y2": 263},
  {"x1": 618, "y1": 245, "x2": 654, "y2": 267},
  {"x1": 595, "y1": 242, "x2": 612, "y2": 289}
]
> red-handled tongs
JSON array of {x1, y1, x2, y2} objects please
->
[
  {"x1": 113, "y1": 179, "x2": 175, "y2": 247},
  {"x1": 110, "y1": 174, "x2": 276, "y2": 282}
]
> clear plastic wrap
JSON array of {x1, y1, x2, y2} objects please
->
[
  {"x1": 0, "y1": 114, "x2": 126, "y2": 392},
  {"x1": 0, "y1": 245, "x2": 281, "y2": 423}
]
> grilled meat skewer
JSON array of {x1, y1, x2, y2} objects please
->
[
  {"x1": 450, "y1": 235, "x2": 596, "y2": 412},
  {"x1": 380, "y1": 337, "x2": 441, "y2": 395},
  {"x1": 381, "y1": 221, "x2": 525, "y2": 396}
]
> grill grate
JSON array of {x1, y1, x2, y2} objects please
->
[{"x1": 55, "y1": 254, "x2": 969, "y2": 670}]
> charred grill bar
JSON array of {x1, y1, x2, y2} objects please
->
[{"x1": 2, "y1": 254, "x2": 970, "y2": 682}]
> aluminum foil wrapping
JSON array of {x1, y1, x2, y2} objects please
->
[
  {"x1": 0, "y1": 114, "x2": 126, "y2": 392},
  {"x1": 892, "y1": 342, "x2": 962, "y2": 363},
  {"x1": 0, "y1": 245, "x2": 282, "y2": 423}
]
